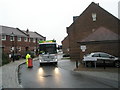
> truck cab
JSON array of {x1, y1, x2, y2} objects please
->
[{"x1": 39, "y1": 40, "x2": 58, "y2": 66}]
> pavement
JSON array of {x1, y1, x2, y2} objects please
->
[
  {"x1": 58, "y1": 59, "x2": 119, "y2": 82},
  {"x1": 0, "y1": 55, "x2": 119, "y2": 88},
  {"x1": 0, "y1": 59, "x2": 25, "y2": 88},
  {"x1": 0, "y1": 58, "x2": 38, "y2": 88}
]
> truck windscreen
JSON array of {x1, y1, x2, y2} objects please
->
[{"x1": 39, "y1": 44, "x2": 57, "y2": 54}]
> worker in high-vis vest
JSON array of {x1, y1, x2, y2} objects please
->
[{"x1": 26, "y1": 54, "x2": 31, "y2": 67}]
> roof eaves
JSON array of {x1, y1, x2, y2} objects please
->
[
  {"x1": 94, "y1": 2, "x2": 120, "y2": 21},
  {"x1": 34, "y1": 32, "x2": 46, "y2": 38},
  {"x1": 67, "y1": 2, "x2": 96, "y2": 31},
  {"x1": 16, "y1": 28, "x2": 29, "y2": 36},
  {"x1": 77, "y1": 40, "x2": 120, "y2": 45}
]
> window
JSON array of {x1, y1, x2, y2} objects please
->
[
  {"x1": 18, "y1": 37, "x2": 21, "y2": 41},
  {"x1": 39, "y1": 44, "x2": 57, "y2": 54},
  {"x1": 30, "y1": 38, "x2": 33, "y2": 42},
  {"x1": 37, "y1": 39, "x2": 40, "y2": 43},
  {"x1": 37, "y1": 39, "x2": 39, "y2": 43},
  {"x1": 33, "y1": 38, "x2": 36, "y2": 43},
  {"x1": 2, "y1": 35, "x2": 6, "y2": 40},
  {"x1": 92, "y1": 13, "x2": 97, "y2": 21},
  {"x1": 92, "y1": 54, "x2": 99, "y2": 57},
  {"x1": 10, "y1": 36, "x2": 14, "y2": 41},
  {"x1": 100, "y1": 54, "x2": 109, "y2": 58},
  {"x1": 29, "y1": 38, "x2": 30, "y2": 42},
  {"x1": 24, "y1": 37, "x2": 28, "y2": 42},
  {"x1": 38, "y1": 39, "x2": 42, "y2": 43}
]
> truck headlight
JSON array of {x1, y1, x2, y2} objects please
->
[
  {"x1": 54, "y1": 59, "x2": 57, "y2": 61},
  {"x1": 39, "y1": 60, "x2": 42, "y2": 62}
]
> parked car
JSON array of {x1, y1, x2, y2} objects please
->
[
  {"x1": 11, "y1": 53, "x2": 21, "y2": 60},
  {"x1": 83, "y1": 52, "x2": 119, "y2": 67}
]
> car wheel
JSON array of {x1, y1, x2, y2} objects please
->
[{"x1": 114, "y1": 61, "x2": 120, "y2": 68}]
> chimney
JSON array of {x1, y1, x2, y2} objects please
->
[
  {"x1": 96, "y1": 3, "x2": 99, "y2": 5},
  {"x1": 73, "y1": 16, "x2": 79, "y2": 22},
  {"x1": 26, "y1": 29, "x2": 29, "y2": 33}
]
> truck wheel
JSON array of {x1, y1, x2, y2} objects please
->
[
  {"x1": 54, "y1": 62, "x2": 58, "y2": 66},
  {"x1": 40, "y1": 63, "x2": 42, "y2": 67},
  {"x1": 114, "y1": 61, "x2": 120, "y2": 68}
]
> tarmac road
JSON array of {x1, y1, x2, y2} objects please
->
[{"x1": 19, "y1": 60, "x2": 118, "y2": 88}]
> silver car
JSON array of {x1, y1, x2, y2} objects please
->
[{"x1": 83, "y1": 52, "x2": 119, "y2": 67}]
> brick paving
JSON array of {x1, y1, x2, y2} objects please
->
[{"x1": 1, "y1": 59, "x2": 26, "y2": 88}]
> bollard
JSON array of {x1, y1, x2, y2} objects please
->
[
  {"x1": 28, "y1": 58, "x2": 33, "y2": 68},
  {"x1": 76, "y1": 60, "x2": 78, "y2": 68}
]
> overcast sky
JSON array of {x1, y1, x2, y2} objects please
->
[{"x1": 0, "y1": 0, "x2": 119, "y2": 45}]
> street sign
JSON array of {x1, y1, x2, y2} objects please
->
[{"x1": 80, "y1": 45, "x2": 86, "y2": 52}]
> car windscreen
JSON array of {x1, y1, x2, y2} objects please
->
[{"x1": 39, "y1": 44, "x2": 57, "y2": 54}]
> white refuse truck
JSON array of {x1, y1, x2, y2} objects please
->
[{"x1": 39, "y1": 40, "x2": 58, "y2": 66}]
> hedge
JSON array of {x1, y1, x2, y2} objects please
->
[{"x1": 2, "y1": 53, "x2": 10, "y2": 65}]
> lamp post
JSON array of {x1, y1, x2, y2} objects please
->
[{"x1": 11, "y1": 32, "x2": 15, "y2": 62}]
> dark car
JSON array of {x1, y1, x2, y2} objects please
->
[{"x1": 11, "y1": 53, "x2": 21, "y2": 60}]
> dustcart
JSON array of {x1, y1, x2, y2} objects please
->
[{"x1": 39, "y1": 40, "x2": 58, "y2": 66}]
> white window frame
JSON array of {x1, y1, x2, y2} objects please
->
[
  {"x1": 17, "y1": 37, "x2": 21, "y2": 41},
  {"x1": 24, "y1": 37, "x2": 28, "y2": 42},
  {"x1": 29, "y1": 38, "x2": 31, "y2": 42},
  {"x1": 10, "y1": 36, "x2": 14, "y2": 41},
  {"x1": 30, "y1": 38, "x2": 33, "y2": 42},
  {"x1": 92, "y1": 13, "x2": 97, "y2": 21},
  {"x1": 37, "y1": 39, "x2": 40, "y2": 43},
  {"x1": 2, "y1": 35, "x2": 6, "y2": 41}
]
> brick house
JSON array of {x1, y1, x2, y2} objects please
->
[
  {"x1": 0, "y1": 25, "x2": 46, "y2": 56},
  {"x1": 118, "y1": 1, "x2": 120, "y2": 19},
  {"x1": 61, "y1": 35, "x2": 69, "y2": 54},
  {"x1": 62, "y1": 2, "x2": 120, "y2": 62},
  {"x1": 22, "y1": 29, "x2": 46, "y2": 54}
]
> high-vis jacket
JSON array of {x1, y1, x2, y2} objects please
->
[{"x1": 26, "y1": 54, "x2": 31, "y2": 67}]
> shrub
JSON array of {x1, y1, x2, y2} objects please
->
[{"x1": 2, "y1": 53, "x2": 10, "y2": 65}]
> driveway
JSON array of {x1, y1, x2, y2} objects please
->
[{"x1": 58, "y1": 59, "x2": 119, "y2": 82}]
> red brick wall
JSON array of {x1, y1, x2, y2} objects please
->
[
  {"x1": 79, "y1": 42, "x2": 119, "y2": 61},
  {"x1": 62, "y1": 36, "x2": 69, "y2": 54},
  {"x1": 2, "y1": 36, "x2": 29, "y2": 54},
  {"x1": 2, "y1": 36, "x2": 42, "y2": 55}
]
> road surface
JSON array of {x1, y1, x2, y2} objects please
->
[{"x1": 18, "y1": 60, "x2": 118, "y2": 88}]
